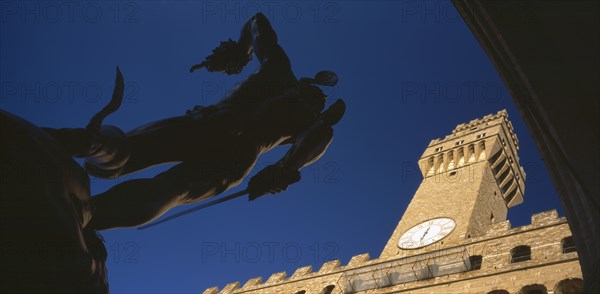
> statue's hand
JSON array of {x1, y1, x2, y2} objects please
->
[
  {"x1": 248, "y1": 164, "x2": 301, "y2": 201},
  {"x1": 185, "y1": 105, "x2": 217, "y2": 116},
  {"x1": 189, "y1": 39, "x2": 252, "y2": 75}
]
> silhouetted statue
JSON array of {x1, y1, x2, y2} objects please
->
[
  {"x1": 1, "y1": 12, "x2": 344, "y2": 292},
  {"x1": 75, "y1": 13, "x2": 345, "y2": 231}
]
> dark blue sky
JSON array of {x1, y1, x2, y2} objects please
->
[{"x1": 1, "y1": 1, "x2": 563, "y2": 293}]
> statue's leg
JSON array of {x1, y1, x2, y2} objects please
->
[
  {"x1": 88, "y1": 178, "x2": 181, "y2": 230},
  {"x1": 88, "y1": 158, "x2": 255, "y2": 230}
]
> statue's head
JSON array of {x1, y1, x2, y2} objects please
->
[{"x1": 299, "y1": 71, "x2": 338, "y2": 114}]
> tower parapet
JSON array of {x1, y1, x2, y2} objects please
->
[
  {"x1": 202, "y1": 209, "x2": 577, "y2": 294},
  {"x1": 418, "y1": 110, "x2": 525, "y2": 207}
]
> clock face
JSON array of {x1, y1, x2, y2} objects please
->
[{"x1": 397, "y1": 217, "x2": 456, "y2": 249}]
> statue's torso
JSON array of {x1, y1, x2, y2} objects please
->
[
  {"x1": 1, "y1": 110, "x2": 109, "y2": 294},
  {"x1": 122, "y1": 69, "x2": 320, "y2": 172}
]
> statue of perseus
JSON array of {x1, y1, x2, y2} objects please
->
[
  {"x1": 53, "y1": 12, "x2": 345, "y2": 231},
  {"x1": 1, "y1": 12, "x2": 344, "y2": 292}
]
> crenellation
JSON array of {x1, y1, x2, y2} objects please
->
[
  {"x1": 318, "y1": 260, "x2": 341, "y2": 273},
  {"x1": 347, "y1": 253, "x2": 370, "y2": 267},
  {"x1": 531, "y1": 210, "x2": 559, "y2": 225},
  {"x1": 219, "y1": 282, "x2": 240, "y2": 294},
  {"x1": 240, "y1": 277, "x2": 263, "y2": 290},
  {"x1": 452, "y1": 110, "x2": 507, "y2": 133},
  {"x1": 203, "y1": 287, "x2": 219, "y2": 294},
  {"x1": 290, "y1": 265, "x2": 313, "y2": 279},
  {"x1": 208, "y1": 219, "x2": 581, "y2": 293},
  {"x1": 420, "y1": 111, "x2": 523, "y2": 186},
  {"x1": 264, "y1": 271, "x2": 286, "y2": 284}
]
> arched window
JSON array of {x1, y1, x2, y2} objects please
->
[
  {"x1": 519, "y1": 284, "x2": 547, "y2": 294},
  {"x1": 468, "y1": 144, "x2": 476, "y2": 162},
  {"x1": 554, "y1": 278, "x2": 584, "y2": 294},
  {"x1": 447, "y1": 151, "x2": 455, "y2": 169},
  {"x1": 478, "y1": 140, "x2": 486, "y2": 160},
  {"x1": 487, "y1": 290, "x2": 509, "y2": 294},
  {"x1": 562, "y1": 236, "x2": 577, "y2": 254},
  {"x1": 457, "y1": 147, "x2": 465, "y2": 166},
  {"x1": 469, "y1": 255, "x2": 482, "y2": 270},
  {"x1": 322, "y1": 285, "x2": 335, "y2": 294},
  {"x1": 511, "y1": 245, "x2": 531, "y2": 263},
  {"x1": 427, "y1": 157, "x2": 435, "y2": 175},
  {"x1": 436, "y1": 154, "x2": 445, "y2": 173}
]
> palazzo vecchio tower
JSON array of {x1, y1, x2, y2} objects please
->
[{"x1": 203, "y1": 110, "x2": 584, "y2": 294}]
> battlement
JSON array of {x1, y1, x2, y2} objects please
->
[
  {"x1": 486, "y1": 210, "x2": 565, "y2": 236},
  {"x1": 453, "y1": 110, "x2": 517, "y2": 145},
  {"x1": 202, "y1": 210, "x2": 573, "y2": 294},
  {"x1": 416, "y1": 110, "x2": 526, "y2": 207},
  {"x1": 428, "y1": 110, "x2": 519, "y2": 149},
  {"x1": 202, "y1": 253, "x2": 373, "y2": 294},
  {"x1": 204, "y1": 249, "x2": 469, "y2": 293}
]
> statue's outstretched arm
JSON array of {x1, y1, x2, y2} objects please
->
[
  {"x1": 247, "y1": 99, "x2": 346, "y2": 200},
  {"x1": 238, "y1": 12, "x2": 291, "y2": 69}
]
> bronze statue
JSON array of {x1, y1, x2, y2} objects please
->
[
  {"x1": 1, "y1": 12, "x2": 343, "y2": 292},
  {"x1": 54, "y1": 13, "x2": 344, "y2": 231}
]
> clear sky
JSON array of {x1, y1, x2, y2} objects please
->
[{"x1": 0, "y1": 1, "x2": 563, "y2": 293}]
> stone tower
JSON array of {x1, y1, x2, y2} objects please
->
[
  {"x1": 380, "y1": 110, "x2": 526, "y2": 258},
  {"x1": 203, "y1": 110, "x2": 583, "y2": 294}
]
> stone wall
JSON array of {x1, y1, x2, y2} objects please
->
[{"x1": 203, "y1": 210, "x2": 583, "y2": 293}]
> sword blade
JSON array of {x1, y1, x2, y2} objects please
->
[{"x1": 137, "y1": 189, "x2": 248, "y2": 230}]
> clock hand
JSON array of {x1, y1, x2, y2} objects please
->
[{"x1": 420, "y1": 227, "x2": 431, "y2": 242}]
